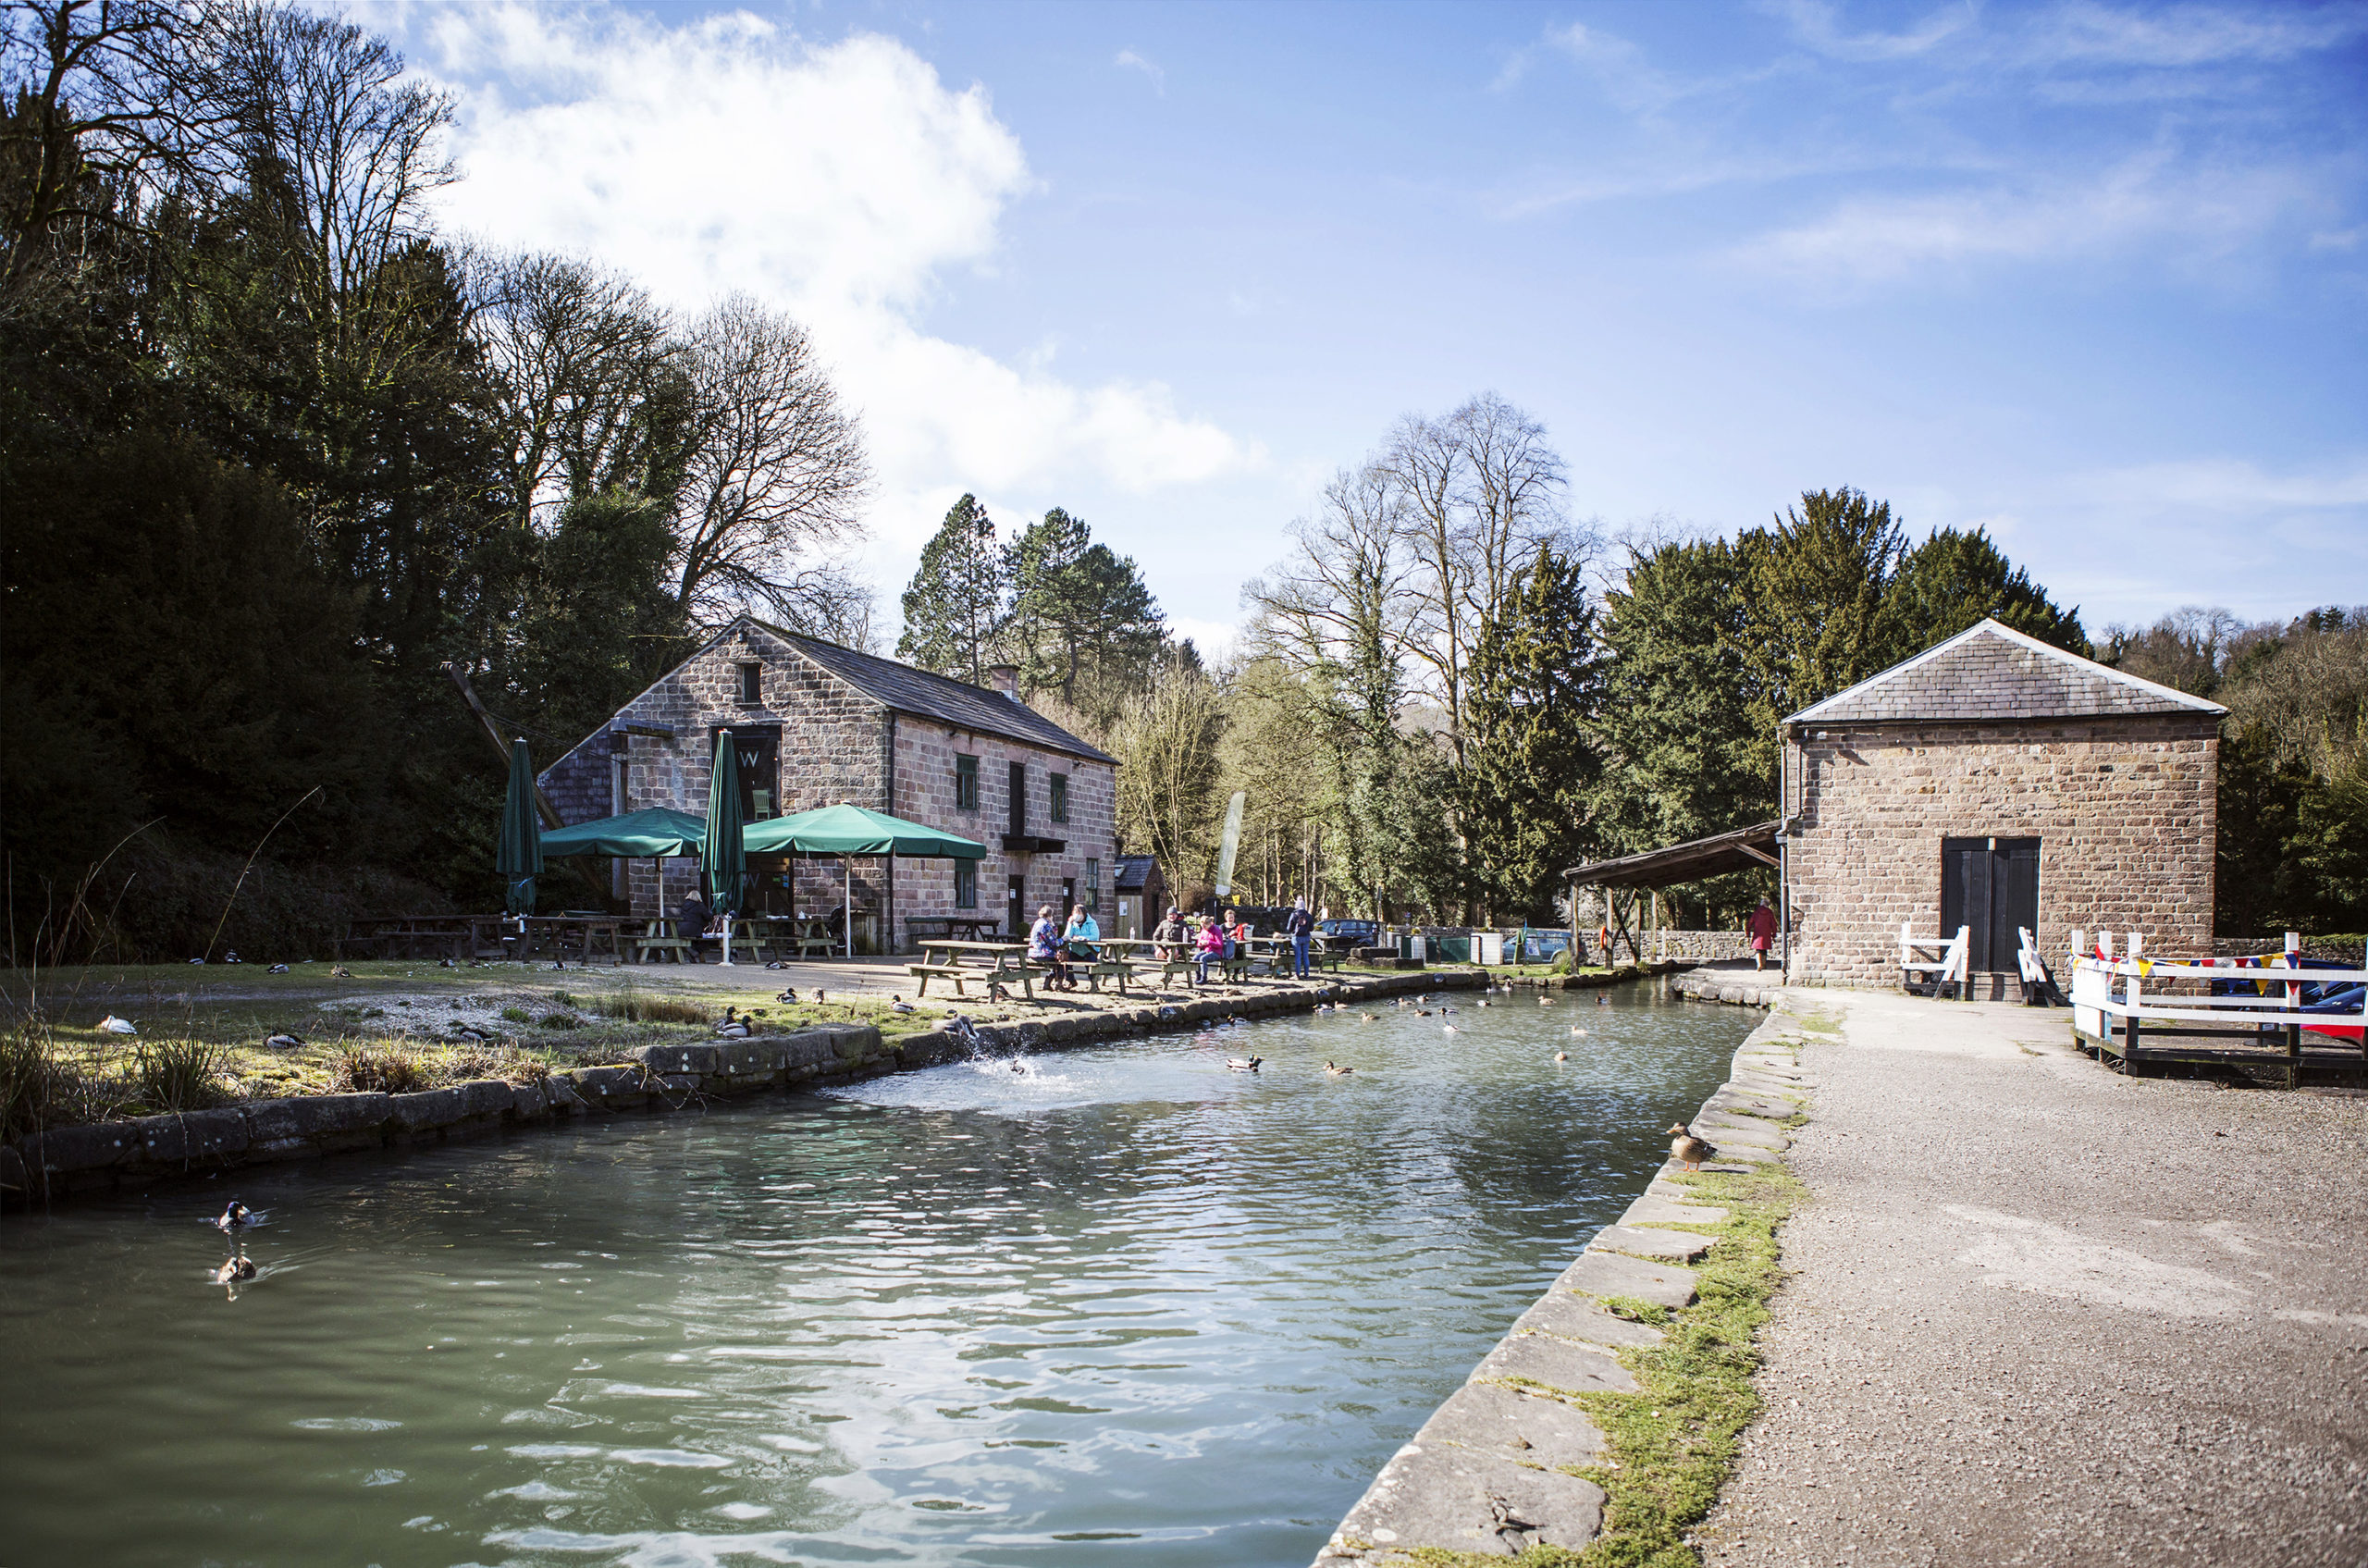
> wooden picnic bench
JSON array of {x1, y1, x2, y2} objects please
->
[
  {"x1": 909, "y1": 940, "x2": 1036, "y2": 1002},
  {"x1": 906, "y1": 915, "x2": 1003, "y2": 946},
  {"x1": 634, "y1": 918, "x2": 694, "y2": 964}
]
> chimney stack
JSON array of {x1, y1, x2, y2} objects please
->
[{"x1": 987, "y1": 664, "x2": 1020, "y2": 701}]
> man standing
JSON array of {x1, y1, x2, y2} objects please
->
[
  {"x1": 1285, "y1": 897, "x2": 1315, "y2": 980},
  {"x1": 1747, "y1": 896, "x2": 1779, "y2": 972}
]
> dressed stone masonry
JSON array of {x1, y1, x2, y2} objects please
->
[
  {"x1": 540, "y1": 616, "x2": 1117, "y2": 949},
  {"x1": 1781, "y1": 619, "x2": 2223, "y2": 987}
]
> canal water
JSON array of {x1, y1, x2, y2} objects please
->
[{"x1": 0, "y1": 982, "x2": 1757, "y2": 1568}]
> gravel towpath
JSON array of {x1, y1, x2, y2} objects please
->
[{"x1": 1699, "y1": 987, "x2": 2368, "y2": 1568}]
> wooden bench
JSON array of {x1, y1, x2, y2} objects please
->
[
  {"x1": 635, "y1": 919, "x2": 693, "y2": 965},
  {"x1": 1901, "y1": 920, "x2": 1970, "y2": 999},
  {"x1": 1079, "y1": 957, "x2": 1137, "y2": 994},
  {"x1": 908, "y1": 941, "x2": 1036, "y2": 1003}
]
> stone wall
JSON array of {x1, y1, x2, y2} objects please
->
[
  {"x1": 1783, "y1": 714, "x2": 2218, "y2": 986},
  {"x1": 893, "y1": 717, "x2": 1117, "y2": 946}
]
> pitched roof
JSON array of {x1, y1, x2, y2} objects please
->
[
  {"x1": 1787, "y1": 618, "x2": 2226, "y2": 725},
  {"x1": 1114, "y1": 854, "x2": 1157, "y2": 891},
  {"x1": 751, "y1": 619, "x2": 1117, "y2": 763}
]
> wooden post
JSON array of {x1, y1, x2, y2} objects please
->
[{"x1": 2286, "y1": 931, "x2": 2303, "y2": 1090}]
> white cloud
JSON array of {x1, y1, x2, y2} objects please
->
[
  {"x1": 1733, "y1": 147, "x2": 2330, "y2": 281},
  {"x1": 1764, "y1": 0, "x2": 1972, "y2": 62},
  {"x1": 1114, "y1": 48, "x2": 1165, "y2": 94},
  {"x1": 2026, "y1": 2, "x2": 2368, "y2": 68},
  {"x1": 413, "y1": 3, "x2": 1251, "y2": 587}
]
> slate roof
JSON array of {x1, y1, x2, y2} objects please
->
[
  {"x1": 752, "y1": 619, "x2": 1118, "y2": 764},
  {"x1": 1787, "y1": 618, "x2": 2226, "y2": 725},
  {"x1": 1113, "y1": 854, "x2": 1157, "y2": 891}
]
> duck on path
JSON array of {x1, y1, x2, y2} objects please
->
[{"x1": 1668, "y1": 1122, "x2": 1718, "y2": 1171}]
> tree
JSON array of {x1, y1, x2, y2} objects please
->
[
  {"x1": 1462, "y1": 543, "x2": 1605, "y2": 920},
  {"x1": 1743, "y1": 488, "x2": 1909, "y2": 729},
  {"x1": 671, "y1": 293, "x2": 870, "y2": 631},
  {"x1": 1002, "y1": 507, "x2": 1165, "y2": 718},
  {"x1": 897, "y1": 492, "x2": 1006, "y2": 683},
  {"x1": 1889, "y1": 525, "x2": 2089, "y2": 656},
  {"x1": 1111, "y1": 656, "x2": 1227, "y2": 895}
]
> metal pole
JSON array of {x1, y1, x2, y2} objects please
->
[{"x1": 845, "y1": 858, "x2": 854, "y2": 958}]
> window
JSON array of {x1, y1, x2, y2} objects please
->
[
  {"x1": 736, "y1": 662, "x2": 762, "y2": 704},
  {"x1": 1086, "y1": 858, "x2": 1100, "y2": 912},
  {"x1": 955, "y1": 754, "x2": 978, "y2": 811},
  {"x1": 1049, "y1": 772, "x2": 1068, "y2": 823},
  {"x1": 955, "y1": 859, "x2": 977, "y2": 909},
  {"x1": 1009, "y1": 761, "x2": 1027, "y2": 836}
]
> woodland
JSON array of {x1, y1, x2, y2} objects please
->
[{"x1": 3, "y1": 0, "x2": 2360, "y2": 962}]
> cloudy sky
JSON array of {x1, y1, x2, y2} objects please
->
[{"x1": 384, "y1": 0, "x2": 2368, "y2": 651}]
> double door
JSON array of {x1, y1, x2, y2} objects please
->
[{"x1": 1941, "y1": 836, "x2": 2040, "y2": 973}]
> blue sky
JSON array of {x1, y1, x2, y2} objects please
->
[{"x1": 388, "y1": 0, "x2": 2368, "y2": 650}]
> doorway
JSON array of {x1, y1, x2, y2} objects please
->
[
  {"x1": 1006, "y1": 874, "x2": 1026, "y2": 941},
  {"x1": 1941, "y1": 836, "x2": 2041, "y2": 971}
]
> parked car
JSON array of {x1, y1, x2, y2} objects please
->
[{"x1": 1318, "y1": 919, "x2": 1379, "y2": 952}]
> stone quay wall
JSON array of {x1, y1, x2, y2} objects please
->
[
  {"x1": 1783, "y1": 713, "x2": 2218, "y2": 987},
  {"x1": 1, "y1": 969, "x2": 1493, "y2": 1209}
]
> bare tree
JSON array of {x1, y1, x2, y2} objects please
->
[
  {"x1": 672, "y1": 292, "x2": 871, "y2": 631},
  {"x1": 1376, "y1": 391, "x2": 1576, "y2": 770},
  {"x1": 1111, "y1": 655, "x2": 1227, "y2": 892},
  {"x1": 469, "y1": 250, "x2": 676, "y2": 530}
]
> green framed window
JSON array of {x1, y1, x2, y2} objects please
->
[
  {"x1": 955, "y1": 859, "x2": 977, "y2": 908},
  {"x1": 1086, "y1": 858, "x2": 1100, "y2": 912},
  {"x1": 1050, "y1": 772, "x2": 1069, "y2": 823},
  {"x1": 955, "y1": 754, "x2": 978, "y2": 811}
]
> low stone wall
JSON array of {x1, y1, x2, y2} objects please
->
[
  {"x1": 2, "y1": 970, "x2": 1492, "y2": 1209},
  {"x1": 1314, "y1": 994, "x2": 1805, "y2": 1562},
  {"x1": 1650, "y1": 930, "x2": 1758, "y2": 962},
  {"x1": 1671, "y1": 966, "x2": 1788, "y2": 1007}
]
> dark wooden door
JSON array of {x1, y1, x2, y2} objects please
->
[
  {"x1": 1006, "y1": 875, "x2": 1025, "y2": 940},
  {"x1": 1008, "y1": 761, "x2": 1027, "y2": 837},
  {"x1": 1941, "y1": 836, "x2": 2041, "y2": 970}
]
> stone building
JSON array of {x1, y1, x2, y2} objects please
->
[
  {"x1": 540, "y1": 616, "x2": 1118, "y2": 951},
  {"x1": 1780, "y1": 618, "x2": 2224, "y2": 986}
]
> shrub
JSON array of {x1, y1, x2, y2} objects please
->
[
  {"x1": 135, "y1": 1038, "x2": 231, "y2": 1113},
  {"x1": 499, "y1": 1006, "x2": 531, "y2": 1024},
  {"x1": 536, "y1": 1012, "x2": 583, "y2": 1030},
  {"x1": 332, "y1": 1045, "x2": 427, "y2": 1094}
]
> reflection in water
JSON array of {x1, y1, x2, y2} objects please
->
[{"x1": 0, "y1": 982, "x2": 1756, "y2": 1568}]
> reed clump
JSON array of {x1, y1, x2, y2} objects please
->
[
  {"x1": 134, "y1": 1038, "x2": 232, "y2": 1113},
  {"x1": 588, "y1": 984, "x2": 711, "y2": 1026},
  {"x1": 330, "y1": 1044, "x2": 428, "y2": 1094}
]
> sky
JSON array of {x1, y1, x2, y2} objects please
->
[{"x1": 379, "y1": 0, "x2": 2368, "y2": 655}]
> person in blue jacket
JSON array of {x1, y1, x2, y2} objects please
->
[{"x1": 1284, "y1": 897, "x2": 1315, "y2": 979}]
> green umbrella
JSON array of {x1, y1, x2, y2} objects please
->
[
  {"x1": 703, "y1": 733, "x2": 745, "y2": 916},
  {"x1": 496, "y1": 737, "x2": 544, "y2": 917},
  {"x1": 744, "y1": 804, "x2": 988, "y2": 957},
  {"x1": 536, "y1": 808, "x2": 708, "y2": 858}
]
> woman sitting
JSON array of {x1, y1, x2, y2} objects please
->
[
  {"x1": 1029, "y1": 904, "x2": 1073, "y2": 990},
  {"x1": 1194, "y1": 916, "x2": 1226, "y2": 986},
  {"x1": 1063, "y1": 904, "x2": 1100, "y2": 966}
]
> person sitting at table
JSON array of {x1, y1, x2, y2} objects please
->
[
  {"x1": 1030, "y1": 904, "x2": 1074, "y2": 990},
  {"x1": 1223, "y1": 907, "x2": 1251, "y2": 960},
  {"x1": 1063, "y1": 904, "x2": 1100, "y2": 964},
  {"x1": 1194, "y1": 915, "x2": 1226, "y2": 986},
  {"x1": 1153, "y1": 906, "x2": 1188, "y2": 958},
  {"x1": 678, "y1": 892, "x2": 722, "y2": 960}
]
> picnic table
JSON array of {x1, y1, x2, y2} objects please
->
[
  {"x1": 905, "y1": 915, "x2": 1002, "y2": 946},
  {"x1": 520, "y1": 914, "x2": 627, "y2": 965},
  {"x1": 908, "y1": 940, "x2": 1039, "y2": 1002},
  {"x1": 343, "y1": 915, "x2": 498, "y2": 962},
  {"x1": 741, "y1": 915, "x2": 832, "y2": 959}
]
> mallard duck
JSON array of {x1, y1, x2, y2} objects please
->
[
  {"x1": 891, "y1": 998, "x2": 917, "y2": 1015},
  {"x1": 268, "y1": 963, "x2": 290, "y2": 974},
  {"x1": 1597, "y1": 994, "x2": 1610, "y2": 1006},
  {"x1": 329, "y1": 966, "x2": 352, "y2": 978},
  {"x1": 1669, "y1": 1122, "x2": 1717, "y2": 1171},
  {"x1": 214, "y1": 1201, "x2": 253, "y2": 1230},
  {"x1": 714, "y1": 1006, "x2": 751, "y2": 1039},
  {"x1": 99, "y1": 1015, "x2": 137, "y2": 1035},
  {"x1": 213, "y1": 1256, "x2": 257, "y2": 1284},
  {"x1": 1325, "y1": 1060, "x2": 1354, "y2": 1076},
  {"x1": 1225, "y1": 1056, "x2": 1262, "y2": 1072},
  {"x1": 265, "y1": 1032, "x2": 305, "y2": 1050},
  {"x1": 1538, "y1": 995, "x2": 1555, "y2": 1006},
  {"x1": 1570, "y1": 1027, "x2": 1588, "y2": 1037},
  {"x1": 1441, "y1": 1023, "x2": 1460, "y2": 1034},
  {"x1": 1360, "y1": 1013, "x2": 1379, "y2": 1022},
  {"x1": 453, "y1": 1026, "x2": 490, "y2": 1043},
  {"x1": 776, "y1": 988, "x2": 798, "y2": 1004},
  {"x1": 1554, "y1": 1050, "x2": 1569, "y2": 1062}
]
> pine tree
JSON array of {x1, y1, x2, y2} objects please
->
[
  {"x1": 1888, "y1": 525, "x2": 2089, "y2": 656},
  {"x1": 896, "y1": 494, "x2": 1006, "y2": 684},
  {"x1": 1003, "y1": 507, "x2": 1165, "y2": 717}
]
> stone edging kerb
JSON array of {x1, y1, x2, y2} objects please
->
[{"x1": 1314, "y1": 992, "x2": 1810, "y2": 1563}]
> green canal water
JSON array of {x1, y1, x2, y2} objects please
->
[{"x1": 0, "y1": 982, "x2": 1757, "y2": 1568}]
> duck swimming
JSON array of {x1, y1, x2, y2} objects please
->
[
  {"x1": 1225, "y1": 1056, "x2": 1263, "y2": 1072},
  {"x1": 1554, "y1": 1050, "x2": 1569, "y2": 1062},
  {"x1": 214, "y1": 1201, "x2": 254, "y2": 1230},
  {"x1": 213, "y1": 1256, "x2": 257, "y2": 1284},
  {"x1": 1325, "y1": 1061, "x2": 1354, "y2": 1076}
]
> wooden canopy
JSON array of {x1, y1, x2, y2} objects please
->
[{"x1": 1562, "y1": 821, "x2": 1782, "y2": 889}]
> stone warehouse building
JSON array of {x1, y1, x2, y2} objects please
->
[
  {"x1": 1781, "y1": 618, "x2": 2225, "y2": 986},
  {"x1": 540, "y1": 616, "x2": 1118, "y2": 951}
]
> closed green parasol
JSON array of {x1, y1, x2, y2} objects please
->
[
  {"x1": 496, "y1": 738, "x2": 544, "y2": 916},
  {"x1": 703, "y1": 733, "x2": 746, "y2": 916}
]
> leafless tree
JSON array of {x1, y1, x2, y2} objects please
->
[
  {"x1": 672, "y1": 292, "x2": 872, "y2": 632},
  {"x1": 1244, "y1": 463, "x2": 1413, "y2": 687},
  {"x1": 1375, "y1": 391, "x2": 1579, "y2": 770},
  {"x1": 1112, "y1": 655, "x2": 1228, "y2": 888},
  {"x1": 469, "y1": 250, "x2": 677, "y2": 530}
]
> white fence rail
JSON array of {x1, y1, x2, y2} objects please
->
[{"x1": 2068, "y1": 934, "x2": 2367, "y2": 1050}]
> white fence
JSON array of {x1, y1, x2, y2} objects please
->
[{"x1": 2068, "y1": 930, "x2": 2368, "y2": 1051}]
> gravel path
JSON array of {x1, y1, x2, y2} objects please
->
[{"x1": 1699, "y1": 988, "x2": 2368, "y2": 1567}]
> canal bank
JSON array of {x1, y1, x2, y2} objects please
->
[{"x1": 1696, "y1": 985, "x2": 2368, "y2": 1568}]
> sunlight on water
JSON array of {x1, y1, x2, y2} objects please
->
[{"x1": 0, "y1": 981, "x2": 1757, "y2": 1568}]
